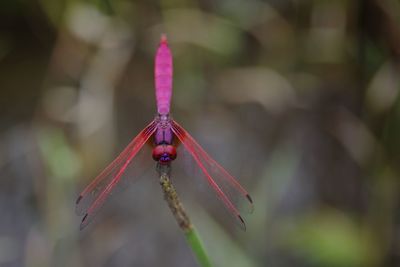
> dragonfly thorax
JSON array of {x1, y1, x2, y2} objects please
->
[
  {"x1": 154, "y1": 114, "x2": 174, "y2": 145},
  {"x1": 152, "y1": 144, "x2": 177, "y2": 164},
  {"x1": 153, "y1": 115, "x2": 176, "y2": 164}
]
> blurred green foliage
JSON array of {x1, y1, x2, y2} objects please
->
[{"x1": 284, "y1": 210, "x2": 376, "y2": 267}]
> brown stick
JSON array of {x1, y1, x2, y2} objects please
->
[{"x1": 157, "y1": 163, "x2": 193, "y2": 233}]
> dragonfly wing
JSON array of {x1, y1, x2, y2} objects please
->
[
  {"x1": 171, "y1": 120, "x2": 253, "y2": 230},
  {"x1": 76, "y1": 119, "x2": 157, "y2": 229}
]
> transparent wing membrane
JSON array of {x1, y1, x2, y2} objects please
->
[
  {"x1": 76, "y1": 120, "x2": 157, "y2": 229},
  {"x1": 171, "y1": 120, "x2": 253, "y2": 230}
]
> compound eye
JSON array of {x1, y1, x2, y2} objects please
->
[
  {"x1": 152, "y1": 146, "x2": 164, "y2": 161},
  {"x1": 165, "y1": 145, "x2": 177, "y2": 160}
]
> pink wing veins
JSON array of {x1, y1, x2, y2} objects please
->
[
  {"x1": 76, "y1": 120, "x2": 157, "y2": 229},
  {"x1": 171, "y1": 120, "x2": 253, "y2": 230}
]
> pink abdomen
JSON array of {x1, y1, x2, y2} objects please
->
[{"x1": 155, "y1": 35, "x2": 173, "y2": 115}]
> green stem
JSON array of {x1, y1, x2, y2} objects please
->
[
  {"x1": 184, "y1": 229, "x2": 212, "y2": 267},
  {"x1": 158, "y1": 163, "x2": 212, "y2": 267}
]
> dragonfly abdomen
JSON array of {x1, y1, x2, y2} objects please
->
[{"x1": 155, "y1": 34, "x2": 173, "y2": 115}]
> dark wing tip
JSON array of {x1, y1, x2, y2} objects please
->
[
  {"x1": 246, "y1": 194, "x2": 253, "y2": 204},
  {"x1": 75, "y1": 195, "x2": 85, "y2": 215},
  {"x1": 238, "y1": 215, "x2": 247, "y2": 231},
  {"x1": 79, "y1": 213, "x2": 89, "y2": 231},
  {"x1": 246, "y1": 194, "x2": 255, "y2": 214},
  {"x1": 76, "y1": 195, "x2": 83, "y2": 205}
]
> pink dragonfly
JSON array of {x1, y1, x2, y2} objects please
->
[{"x1": 76, "y1": 34, "x2": 253, "y2": 230}]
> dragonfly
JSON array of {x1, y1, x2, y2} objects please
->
[{"x1": 76, "y1": 34, "x2": 253, "y2": 230}]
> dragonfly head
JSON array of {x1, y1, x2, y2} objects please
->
[{"x1": 152, "y1": 144, "x2": 177, "y2": 164}]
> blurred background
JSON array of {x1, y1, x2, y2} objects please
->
[{"x1": 1, "y1": 0, "x2": 400, "y2": 266}]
